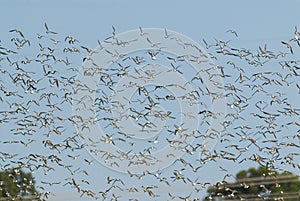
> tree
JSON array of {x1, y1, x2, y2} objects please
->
[
  {"x1": 204, "y1": 166, "x2": 300, "y2": 201},
  {"x1": 0, "y1": 168, "x2": 37, "y2": 200}
]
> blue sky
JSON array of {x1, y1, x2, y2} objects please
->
[
  {"x1": 2, "y1": 0, "x2": 300, "y2": 200},
  {"x1": 2, "y1": 1, "x2": 298, "y2": 46}
]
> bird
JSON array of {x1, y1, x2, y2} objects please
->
[
  {"x1": 281, "y1": 41, "x2": 293, "y2": 54},
  {"x1": 296, "y1": 83, "x2": 300, "y2": 93},
  {"x1": 44, "y1": 22, "x2": 57, "y2": 34},
  {"x1": 65, "y1": 35, "x2": 79, "y2": 44},
  {"x1": 139, "y1": 26, "x2": 148, "y2": 36},
  {"x1": 226, "y1": 29, "x2": 238, "y2": 37}
]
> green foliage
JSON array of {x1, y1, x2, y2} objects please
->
[
  {"x1": 0, "y1": 171, "x2": 18, "y2": 197},
  {"x1": 204, "y1": 167, "x2": 300, "y2": 201},
  {"x1": 236, "y1": 170, "x2": 247, "y2": 179},
  {"x1": 0, "y1": 169, "x2": 37, "y2": 199}
]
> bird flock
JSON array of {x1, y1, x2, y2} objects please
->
[{"x1": 0, "y1": 24, "x2": 300, "y2": 200}]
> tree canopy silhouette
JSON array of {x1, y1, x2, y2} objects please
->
[
  {"x1": 0, "y1": 168, "x2": 37, "y2": 200},
  {"x1": 205, "y1": 166, "x2": 300, "y2": 201}
]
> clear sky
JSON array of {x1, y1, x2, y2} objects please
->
[{"x1": 1, "y1": 1, "x2": 300, "y2": 200}]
